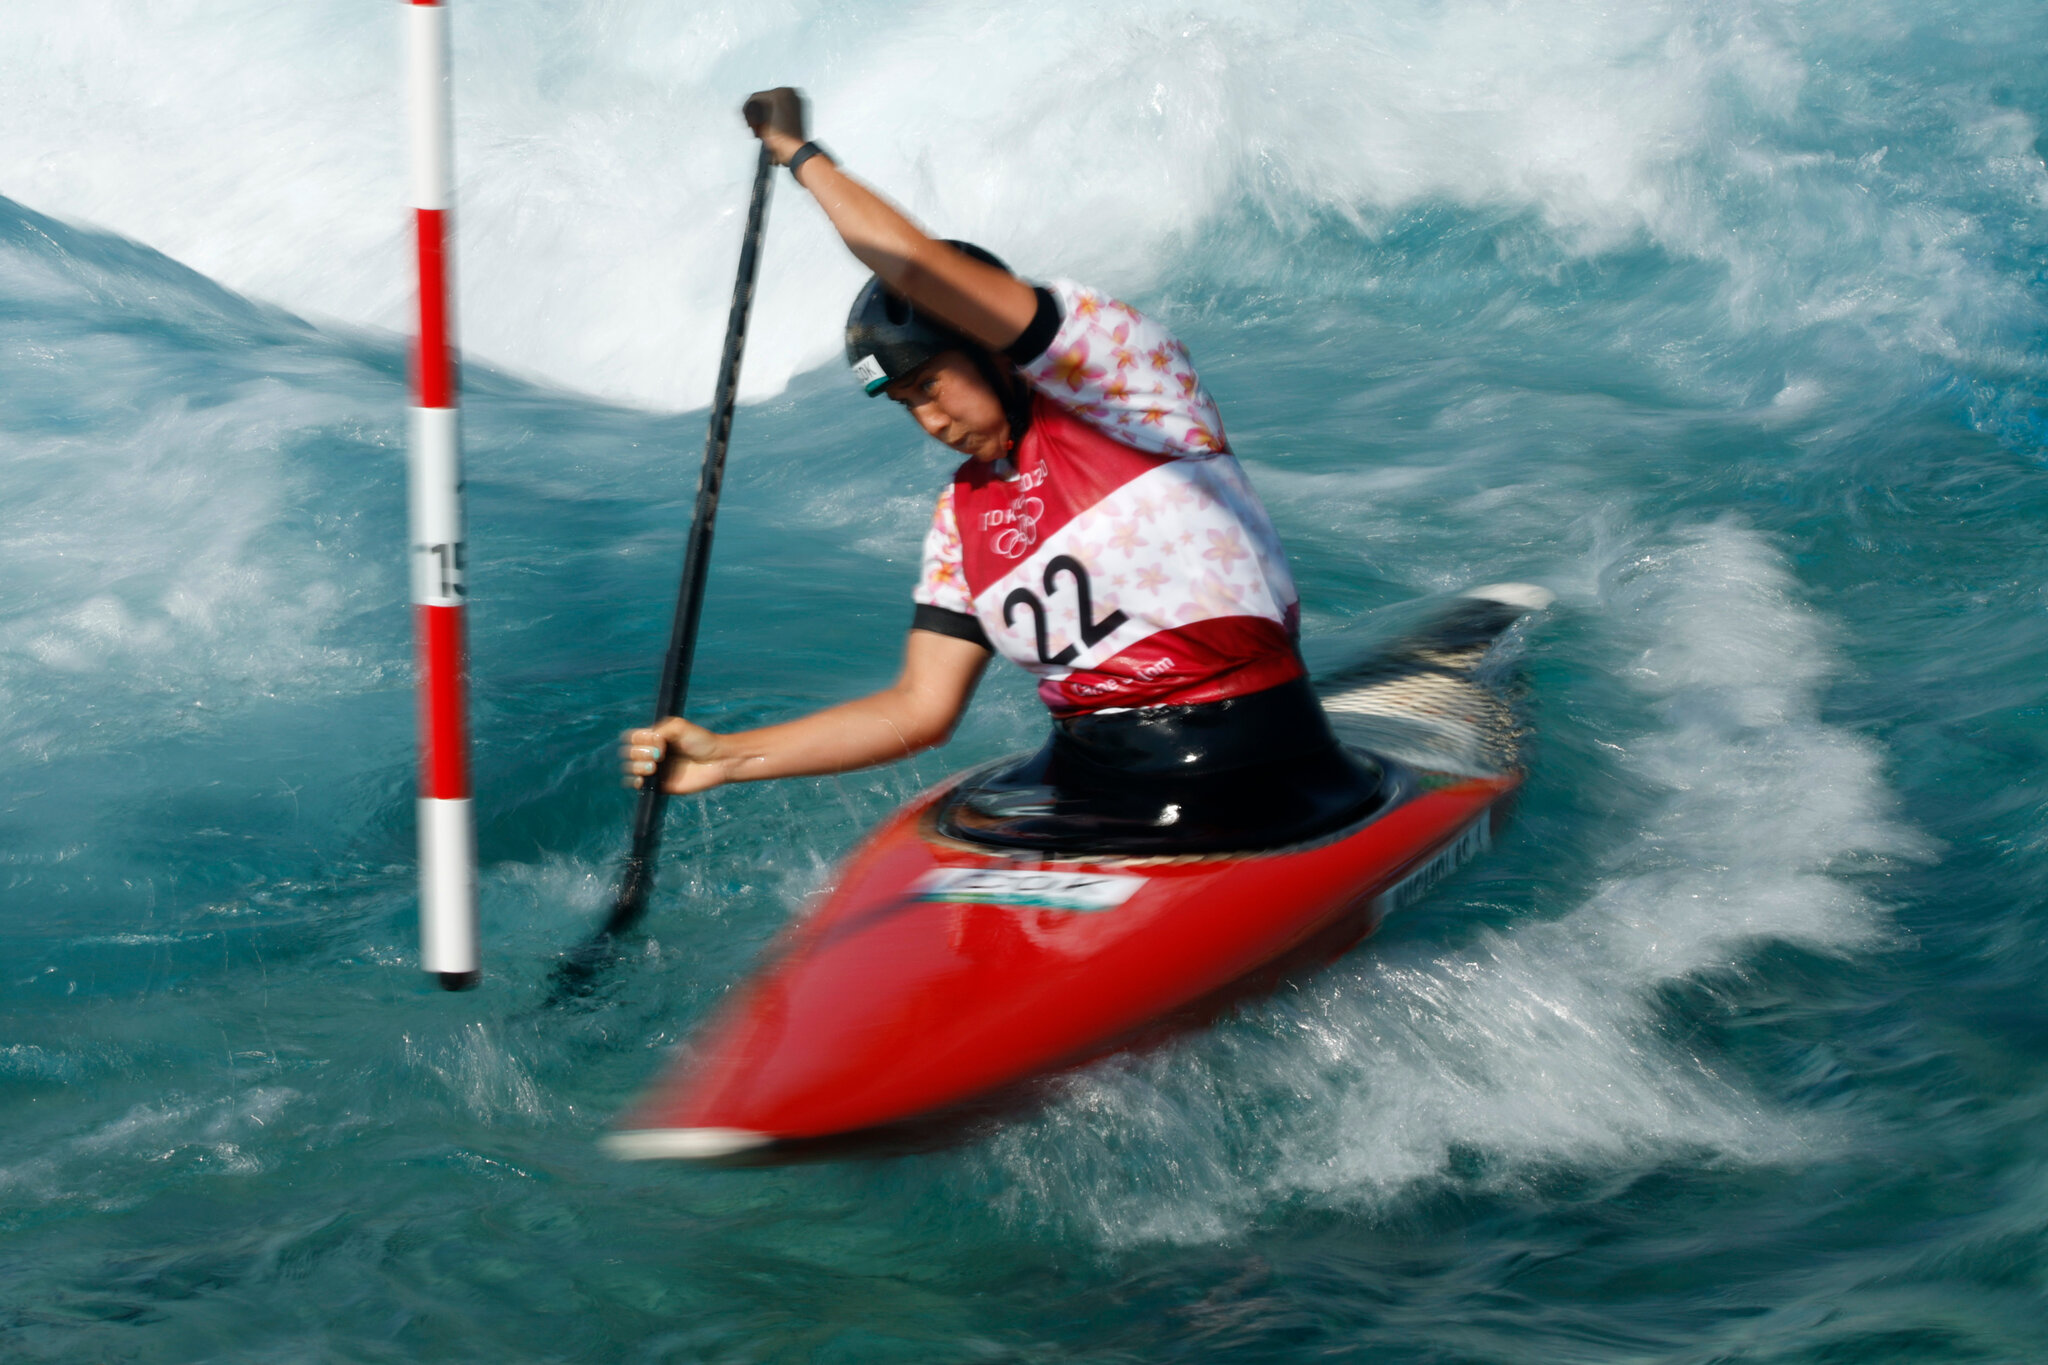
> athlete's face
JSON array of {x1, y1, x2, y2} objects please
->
[{"x1": 884, "y1": 351, "x2": 1009, "y2": 462}]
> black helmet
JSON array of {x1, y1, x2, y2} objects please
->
[{"x1": 845, "y1": 240, "x2": 1010, "y2": 396}]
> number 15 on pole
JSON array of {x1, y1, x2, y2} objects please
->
[{"x1": 406, "y1": 0, "x2": 479, "y2": 991}]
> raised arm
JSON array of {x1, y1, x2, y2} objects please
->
[
  {"x1": 620, "y1": 629, "x2": 991, "y2": 795},
  {"x1": 743, "y1": 88, "x2": 1038, "y2": 352}
]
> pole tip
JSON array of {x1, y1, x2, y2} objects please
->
[{"x1": 436, "y1": 970, "x2": 482, "y2": 992}]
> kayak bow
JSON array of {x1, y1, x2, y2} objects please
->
[{"x1": 606, "y1": 584, "x2": 1551, "y2": 1160}]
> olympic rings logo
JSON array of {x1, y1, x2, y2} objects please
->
[{"x1": 989, "y1": 496, "x2": 1044, "y2": 559}]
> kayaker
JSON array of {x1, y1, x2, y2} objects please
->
[{"x1": 620, "y1": 90, "x2": 1380, "y2": 852}]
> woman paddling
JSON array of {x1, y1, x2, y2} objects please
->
[{"x1": 621, "y1": 90, "x2": 1380, "y2": 853}]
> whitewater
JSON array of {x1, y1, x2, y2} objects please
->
[{"x1": 4, "y1": 0, "x2": 2047, "y2": 1359}]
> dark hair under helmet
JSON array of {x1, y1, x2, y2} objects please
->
[{"x1": 844, "y1": 240, "x2": 1011, "y2": 396}]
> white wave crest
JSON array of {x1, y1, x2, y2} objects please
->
[
  {"x1": 3, "y1": 0, "x2": 2038, "y2": 407},
  {"x1": 978, "y1": 523, "x2": 1927, "y2": 1247}
]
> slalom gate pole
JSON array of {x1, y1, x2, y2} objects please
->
[
  {"x1": 597, "y1": 144, "x2": 777, "y2": 944},
  {"x1": 405, "y1": 0, "x2": 479, "y2": 990}
]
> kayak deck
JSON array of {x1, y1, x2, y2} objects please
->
[{"x1": 604, "y1": 585, "x2": 1550, "y2": 1160}]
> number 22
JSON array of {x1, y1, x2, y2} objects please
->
[{"x1": 1002, "y1": 554, "x2": 1128, "y2": 666}]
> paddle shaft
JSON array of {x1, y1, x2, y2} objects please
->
[{"x1": 604, "y1": 145, "x2": 775, "y2": 938}]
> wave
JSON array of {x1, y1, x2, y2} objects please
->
[
  {"x1": 4, "y1": 0, "x2": 2042, "y2": 410},
  {"x1": 968, "y1": 524, "x2": 1928, "y2": 1246},
  {"x1": 0, "y1": 198, "x2": 396, "y2": 761}
]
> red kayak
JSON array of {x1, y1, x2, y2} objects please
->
[{"x1": 605, "y1": 585, "x2": 1550, "y2": 1161}]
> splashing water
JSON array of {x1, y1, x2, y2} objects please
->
[{"x1": 3, "y1": 0, "x2": 2047, "y2": 1359}]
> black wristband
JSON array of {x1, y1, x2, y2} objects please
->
[{"x1": 787, "y1": 141, "x2": 832, "y2": 179}]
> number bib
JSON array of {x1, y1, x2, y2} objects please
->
[{"x1": 951, "y1": 398, "x2": 1303, "y2": 716}]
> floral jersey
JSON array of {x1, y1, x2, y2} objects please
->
[{"x1": 913, "y1": 279, "x2": 1302, "y2": 716}]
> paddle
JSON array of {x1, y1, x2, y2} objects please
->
[{"x1": 592, "y1": 93, "x2": 796, "y2": 951}]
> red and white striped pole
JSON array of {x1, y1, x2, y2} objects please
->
[{"x1": 405, "y1": 0, "x2": 478, "y2": 990}]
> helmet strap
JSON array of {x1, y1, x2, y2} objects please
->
[{"x1": 967, "y1": 348, "x2": 1032, "y2": 453}]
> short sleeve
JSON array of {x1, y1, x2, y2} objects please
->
[
  {"x1": 911, "y1": 485, "x2": 973, "y2": 616},
  {"x1": 1013, "y1": 279, "x2": 1229, "y2": 459},
  {"x1": 911, "y1": 602, "x2": 990, "y2": 648}
]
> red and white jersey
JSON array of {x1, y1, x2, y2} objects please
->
[{"x1": 914, "y1": 280, "x2": 1302, "y2": 716}]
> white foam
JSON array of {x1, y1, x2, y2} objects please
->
[
  {"x1": 42, "y1": 1086, "x2": 303, "y2": 1196},
  {"x1": 977, "y1": 524, "x2": 1926, "y2": 1247},
  {"x1": 4, "y1": 0, "x2": 2039, "y2": 409},
  {"x1": 404, "y1": 1022, "x2": 551, "y2": 1125},
  {"x1": 0, "y1": 371, "x2": 385, "y2": 760}
]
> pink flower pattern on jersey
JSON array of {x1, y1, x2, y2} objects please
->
[
  {"x1": 963, "y1": 450, "x2": 1297, "y2": 695},
  {"x1": 1187, "y1": 570, "x2": 1245, "y2": 620},
  {"x1": 913, "y1": 281, "x2": 1300, "y2": 714},
  {"x1": 913, "y1": 485, "x2": 973, "y2": 616},
  {"x1": 1203, "y1": 526, "x2": 1249, "y2": 570},
  {"x1": 1182, "y1": 419, "x2": 1226, "y2": 453},
  {"x1": 1107, "y1": 520, "x2": 1148, "y2": 557},
  {"x1": 1017, "y1": 281, "x2": 1230, "y2": 459},
  {"x1": 1049, "y1": 343, "x2": 1106, "y2": 394}
]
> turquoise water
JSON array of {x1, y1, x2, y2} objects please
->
[{"x1": 5, "y1": 1, "x2": 2048, "y2": 1359}]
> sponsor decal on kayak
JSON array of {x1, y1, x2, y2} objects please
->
[
  {"x1": 915, "y1": 867, "x2": 1145, "y2": 912},
  {"x1": 1373, "y1": 816, "x2": 1491, "y2": 915}
]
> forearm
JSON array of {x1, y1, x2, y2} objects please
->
[
  {"x1": 702, "y1": 684, "x2": 952, "y2": 785},
  {"x1": 790, "y1": 155, "x2": 1036, "y2": 351},
  {"x1": 626, "y1": 629, "x2": 988, "y2": 796},
  {"x1": 793, "y1": 158, "x2": 929, "y2": 293},
  {"x1": 743, "y1": 90, "x2": 1035, "y2": 346}
]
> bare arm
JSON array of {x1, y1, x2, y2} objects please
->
[
  {"x1": 620, "y1": 629, "x2": 992, "y2": 795},
  {"x1": 746, "y1": 99, "x2": 1038, "y2": 352}
]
